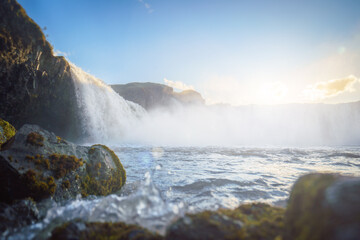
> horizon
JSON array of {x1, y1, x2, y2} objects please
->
[{"x1": 18, "y1": 0, "x2": 360, "y2": 106}]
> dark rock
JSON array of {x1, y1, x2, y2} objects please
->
[
  {"x1": 284, "y1": 173, "x2": 360, "y2": 240},
  {"x1": 0, "y1": 124, "x2": 126, "y2": 203},
  {"x1": 50, "y1": 220, "x2": 163, "y2": 240},
  {"x1": 166, "y1": 212, "x2": 244, "y2": 240},
  {"x1": 0, "y1": 198, "x2": 39, "y2": 233},
  {"x1": 166, "y1": 203, "x2": 284, "y2": 240},
  {"x1": 0, "y1": 0, "x2": 81, "y2": 141},
  {"x1": 111, "y1": 82, "x2": 204, "y2": 110}
]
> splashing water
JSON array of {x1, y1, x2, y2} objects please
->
[
  {"x1": 5, "y1": 173, "x2": 185, "y2": 239},
  {"x1": 70, "y1": 63, "x2": 146, "y2": 142}
]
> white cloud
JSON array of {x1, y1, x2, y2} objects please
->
[
  {"x1": 164, "y1": 78, "x2": 194, "y2": 91},
  {"x1": 303, "y1": 75, "x2": 358, "y2": 101}
]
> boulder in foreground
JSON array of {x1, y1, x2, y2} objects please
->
[
  {"x1": 284, "y1": 173, "x2": 360, "y2": 240},
  {"x1": 50, "y1": 220, "x2": 162, "y2": 240},
  {"x1": 0, "y1": 124, "x2": 126, "y2": 203}
]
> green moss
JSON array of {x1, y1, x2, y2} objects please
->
[
  {"x1": 0, "y1": 118, "x2": 16, "y2": 146},
  {"x1": 80, "y1": 167, "x2": 123, "y2": 197},
  {"x1": 92, "y1": 144, "x2": 126, "y2": 185},
  {"x1": 21, "y1": 170, "x2": 56, "y2": 201},
  {"x1": 50, "y1": 221, "x2": 163, "y2": 240},
  {"x1": 25, "y1": 154, "x2": 50, "y2": 170},
  {"x1": 62, "y1": 180, "x2": 70, "y2": 189},
  {"x1": 80, "y1": 145, "x2": 126, "y2": 197},
  {"x1": 220, "y1": 203, "x2": 285, "y2": 240},
  {"x1": 49, "y1": 154, "x2": 84, "y2": 179},
  {"x1": 26, "y1": 132, "x2": 44, "y2": 147},
  {"x1": 167, "y1": 203, "x2": 285, "y2": 240},
  {"x1": 56, "y1": 136, "x2": 66, "y2": 144},
  {"x1": 284, "y1": 173, "x2": 337, "y2": 240}
]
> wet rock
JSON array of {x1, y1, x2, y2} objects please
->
[
  {"x1": 0, "y1": 124, "x2": 126, "y2": 203},
  {"x1": 284, "y1": 173, "x2": 360, "y2": 240},
  {"x1": 0, "y1": 199, "x2": 39, "y2": 234},
  {"x1": 0, "y1": 118, "x2": 16, "y2": 147},
  {"x1": 0, "y1": 0, "x2": 81, "y2": 141},
  {"x1": 166, "y1": 203, "x2": 284, "y2": 240},
  {"x1": 50, "y1": 220, "x2": 163, "y2": 240},
  {"x1": 166, "y1": 211, "x2": 244, "y2": 240}
]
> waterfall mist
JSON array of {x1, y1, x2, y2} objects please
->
[
  {"x1": 70, "y1": 63, "x2": 146, "y2": 142},
  {"x1": 70, "y1": 64, "x2": 360, "y2": 146}
]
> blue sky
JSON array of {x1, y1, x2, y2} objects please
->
[{"x1": 18, "y1": 0, "x2": 360, "y2": 105}]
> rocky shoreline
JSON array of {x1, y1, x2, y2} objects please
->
[
  {"x1": 1, "y1": 0, "x2": 360, "y2": 239},
  {"x1": 1, "y1": 118, "x2": 359, "y2": 239}
]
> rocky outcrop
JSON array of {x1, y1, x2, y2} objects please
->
[
  {"x1": 111, "y1": 82, "x2": 204, "y2": 110},
  {"x1": 0, "y1": 0, "x2": 81, "y2": 141},
  {"x1": 0, "y1": 124, "x2": 126, "y2": 203},
  {"x1": 284, "y1": 173, "x2": 360, "y2": 240},
  {"x1": 50, "y1": 220, "x2": 162, "y2": 240},
  {"x1": 0, "y1": 118, "x2": 16, "y2": 147},
  {"x1": 0, "y1": 198, "x2": 39, "y2": 233},
  {"x1": 166, "y1": 203, "x2": 284, "y2": 240}
]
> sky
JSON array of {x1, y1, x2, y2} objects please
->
[{"x1": 18, "y1": 0, "x2": 360, "y2": 105}]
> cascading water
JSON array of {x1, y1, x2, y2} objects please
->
[{"x1": 70, "y1": 63, "x2": 146, "y2": 143}]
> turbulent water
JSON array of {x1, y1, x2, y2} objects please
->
[{"x1": 4, "y1": 146, "x2": 360, "y2": 239}]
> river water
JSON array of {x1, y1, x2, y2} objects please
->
[
  {"x1": 5, "y1": 145, "x2": 359, "y2": 239},
  {"x1": 116, "y1": 145, "x2": 360, "y2": 210}
]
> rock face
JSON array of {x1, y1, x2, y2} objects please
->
[
  {"x1": 0, "y1": 124, "x2": 126, "y2": 203},
  {"x1": 0, "y1": 199, "x2": 39, "y2": 233},
  {"x1": 50, "y1": 221, "x2": 162, "y2": 240},
  {"x1": 0, "y1": 0, "x2": 81, "y2": 141},
  {"x1": 166, "y1": 203, "x2": 285, "y2": 240},
  {"x1": 284, "y1": 173, "x2": 360, "y2": 240},
  {"x1": 111, "y1": 82, "x2": 205, "y2": 110},
  {"x1": 0, "y1": 118, "x2": 16, "y2": 147}
]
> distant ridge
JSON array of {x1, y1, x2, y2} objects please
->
[{"x1": 111, "y1": 82, "x2": 205, "y2": 110}]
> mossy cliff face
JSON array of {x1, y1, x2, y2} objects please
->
[
  {"x1": 50, "y1": 220, "x2": 163, "y2": 240},
  {"x1": 284, "y1": 173, "x2": 360, "y2": 240},
  {"x1": 0, "y1": 124, "x2": 126, "y2": 203},
  {"x1": 0, "y1": 0, "x2": 81, "y2": 141},
  {"x1": 0, "y1": 118, "x2": 16, "y2": 147}
]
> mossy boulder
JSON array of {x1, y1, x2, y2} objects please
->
[
  {"x1": 0, "y1": 0, "x2": 81, "y2": 141},
  {"x1": 50, "y1": 220, "x2": 163, "y2": 240},
  {"x1": 0, "y1": 124, "x2": 126, "y2": 203},
  {"x1": 166, "y1": 203, "x2": 284, "y2": 240},
  {"x1": 0, "y1": 118, "x2": 16, "y2": 147},
  {"x1": 284, "y1": 173, "x2": 360, "y2": 240}
]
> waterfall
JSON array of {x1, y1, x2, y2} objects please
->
[
  {"x1": 70, "y1": 63, "x2": 146, "y2": 143},
  {"x1": 68, "y1": 62, "x2": 360, "y2": 146}
]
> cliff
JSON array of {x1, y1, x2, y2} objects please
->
[
  {"x1": 0, "y1": 0, "x2": 81, "y2": 141},
  {"x1": 111, "y1": 82, "x2": 205, "y2": 110}
]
